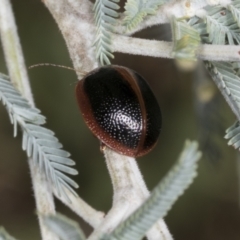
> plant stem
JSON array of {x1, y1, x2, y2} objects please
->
[
  {"x1": 56, "y1": 188, "x2": 105, "y2": 228},
  {"x1": 88, "y1": 148, "x2": 173, "y2": 240},
  {"x1": 42, "y1": 0, "x2": 107, "y2": 228},
  {"x1": 42, "y1": 0, "x2": 97, "y2": 76},
  {"x1": 0, "y1": 0, "x2": 32, "y2": 99},
  {"x1": 0, "y1": 0, "x2": 58, "y2": 239},
  {"x1": 112, "y1": 35, "x2": 240, "y2": 62},
  {"x1": 42, "y1": 1, "x2": 172, "y2": 237}
]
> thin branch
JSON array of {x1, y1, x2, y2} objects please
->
[
  {"x1": 112, "y1": 35, "x2": 240, "y2": 62},
  {"x1": 42, "y1": 0, "x2": 97, "y2": 76},
  {"x1": 88, "y1": 148, "x2": 173, "y2": 240},
  {"x1": 113, "y1": 35, "x2": 173, "y2": 58},
  {"x1": 42, "y1": 213, "x2": 87, "y2": 240},
  {"x1": 56, "y1": 188, "x2": 105, "y2": 229},
  {"x1": 0, "y1": 0, "x2": 58, "y2": 239},
  {"x1": 197, "y1": 44, "x2": 240, "y2": 61},
  {"x1": 0, "y1": 0, "x2": 33, "y2": 99}
]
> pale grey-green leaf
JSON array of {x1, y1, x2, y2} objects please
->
[
  {"x1": 41, "y1": 147, "x2": 70, "y2": 157},
  {"x1": 123, "y1": 0, "x2": 167, "y2": 31},
  {"x1": 14, "y1": 107, "x2": 45, "y2": 124},
  {"x1": 25, "y1": 124, "x2": 55, "y2": 135},
  {"x1": 172, "y1": 17, "x2": 201, "y2": 61},
  {"x1": 51, "y1": 162, "x2": 78, "y2": 175},
  {"x1": 103, "y1": 7, "x2": 119, "y2": 17},
  {"x1": 0, "y1": 74, "x2": 79, "y2": 202},
  {"x1": 0, "y1": 227, "x2": 18, "y2": 240},
  {"x1": 103, "y1": 0, "x2": 120, "y2": 9},
  {"x1": 93, "y1": 0, "x2": 119, "y2": 65},
  {"x1": 229, "y1": 0, "x2": 240, "y2": 27},
  {"x1": 195, "y1": 5, "x2": 240, "y2": 45},
  {"x1": 225, "y1": 121, "x2": 240, "y2": 150},
  {"x1": 59, "y1": 178, "x2": 79, "y2": 197},
  {"x1": 43, "y1": 213, "x2": 86, "y2": 240},
  {"x1": 22, "y1": 131, "x2": 28, "y2": 150},
  {"x1": 30, "y1": 131, "x2": 58, "y2": 141},
  {"x1": 27, "y1": 136, "x2": 33, "y2": 157},
  {"x1": 225, "y1": 121, "x2": 240, "y2": 136},
  {"x1": 35, "y1": 139, "x2": 63, "y2": 148},
  {"x1": 205, "y1": 61, "x2": 240, "y2": 109},
  {"x1": 4, "y1": 92, "x2": 22, "y2": 98},
  {"x1": 47, "y1": 155, "x2": 75, "y2": 166},
  {"x1": 55, "y1": 171, "x2": 79, "y2": 188},
  {"x1": 0, "y1": 73, "x2": 9, "y2": 79}
]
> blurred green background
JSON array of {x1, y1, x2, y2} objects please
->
[{"x1": 0, "y1": 0, "x2": 240, "y2": 239}]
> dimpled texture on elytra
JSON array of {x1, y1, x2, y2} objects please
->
[
  {"x1": 133, "y1": 71, "x2": 162, "y2": 149},
  {"x1": 83, "y1": 67, "x2": 143, "y2": 149}
]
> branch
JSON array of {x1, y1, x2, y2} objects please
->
[
  {"x1": 88, "y1": 148, "x2": 173, "y2": 240},
  {"x1": 103, "y1": 141, "x2": 201, "y2": 240},
  {"x1": 42, "y1": 0, "x2": 97, "y2": 76},
  {"x1": 112, "y1": 35, "x2": 240, "y2": 62},
  {"x1": 0, "y1": 0, "x2": 58, "y2": 239},
  {"x1": 56, "y1": 188, "x2": 105, "y2": 229},
  {"x1": 40, "y1": 0, "x2": 107, "y2": 229}
]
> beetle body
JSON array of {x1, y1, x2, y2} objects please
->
[{"x1": 76, "y1": 65, "x2": 161, "y2": 157}]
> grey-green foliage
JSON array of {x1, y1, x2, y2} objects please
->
[
  {"x1": 0, "y1": 73, "x2": 79, "y2": 202},
  {"x1": 205, "y1": 61, "x2": 240, "y2": 110},
  {"x1": 43, "y1": 213, "x2": 86, "y2": 240},
  {"x1": 228, "y1": 0, "x2": 240, "y2": 28},
  {"x1": 123, "y1": 0, "x2": 166, "y2": 31},
  {"x1": 189, "y1": 4, "x2": 240, "y2": 45},
  {"x1": 0, "y1": 227, "x2": 17, "y2": 240},
  {"x1": 188, "y1": 3, "x2": 240, "y2": 150},
  {"x1": 102, "y1": 141, "x2": 201, "y2": 240},
  {"x1": 172, "y1": 17, "x2": 201, "y2": 61},
  {"x1": 205, "y1": 6, "x2": 240, "y2": 45},
  {"x1": 93, "y1": 0, "x2": 169, "y2": 65},
  {"x1": 93, "y1": 0, "x2": 120, "y2": 65},
  {"x1": 225, "y1": 121, "x2": 240, "y2": 150}
]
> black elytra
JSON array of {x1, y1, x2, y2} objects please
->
[{"x1": 75, "y1": 65, "x2": 162, "y2": 157}]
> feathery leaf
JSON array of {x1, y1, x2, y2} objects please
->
[
  {"x1": 172, "y1": 17, "x2": 201, "y2": 62},
  {"x1": 0, "y1": 73, "x2": 79, "y2": 202},
  {"x1": 43, "y1": 213, "x2": 86, "y2": 240},
  {"x1": 205, "y1": 61, "x2": 240, "y2": 111},
  {"x1": 0, "y1": 227, "x2": 17, "y2": 240},
  {"x1": 123, "y1": 0, "x2": 167, "y2": 31},
  {"x1": 206, "y1": 6, "x2": 240, "y2": 45},
  {"x1": 191, "y1": 5, "x2": 240, "y2": 45},
  {"x1": 93, "y1": 0, "x2": 120, "y2": 65},
  {"x1": 228, "y1": 0, "x2": 240, "y2": 28},
  {"x1": 102, "y1": 140, "x2": 201, "y2": 240},
  {"x1": 225, "y1": 121, "x2": 240, "y2": 150},
  {"x1": 189, "y1": 5, "x2": 240, "y2": 121}
]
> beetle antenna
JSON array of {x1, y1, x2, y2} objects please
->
[{"x1": 28, "y1": 63, "x2": 76, "y2": 71}]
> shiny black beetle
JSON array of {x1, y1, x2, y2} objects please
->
[{"x1": 76, "y1": 65, "x2": 162, "y2": 157}]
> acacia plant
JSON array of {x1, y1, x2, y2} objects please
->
[{"x1": 0, "y1": 0, "x2": 240, "y2": 239}]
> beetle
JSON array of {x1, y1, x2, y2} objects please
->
[{"x1": 75, "y1": 65, "x2": 162, "y2": 157}]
